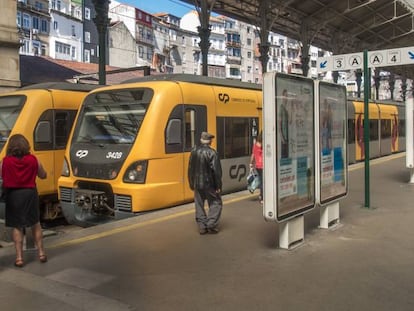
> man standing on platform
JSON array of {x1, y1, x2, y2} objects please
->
[{"x1": 188, "y1": 132, "x2": 223, "y2": 235}]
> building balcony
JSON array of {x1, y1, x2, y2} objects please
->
[
  {"x1": 226, "y1": 41, "x2": 241, "y2": 48},
  {"x1": 136, "y1": 35, "x2": 154, "y2": 46},
  {"x1": 226, "y1": 56, "x2": 241, "y2": 65},
  {"x1": 17, "y1": 1, "x2": 49, "y2": 17}
]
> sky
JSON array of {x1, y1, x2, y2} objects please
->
[{"x1": 121, "y1": 0, "x2": 195, "y2": 17}]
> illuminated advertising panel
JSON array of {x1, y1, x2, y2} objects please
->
[
  {"x1": 319, "y1": 82, "x2": 348, "y2": 204},
  {"x1": 263, "y1": 73, "x2": 315, "y2": 222}
]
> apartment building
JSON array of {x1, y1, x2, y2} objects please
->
[
  {"x1": 0, "y1": 0, "x2": 20, "y2": 91},
  {"x1": 13, "y1": 1, "x2": 327, "y2": 86}
]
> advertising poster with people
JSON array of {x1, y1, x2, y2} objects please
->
[
  {"x1": 276, "y1": 75, "x2": 315, "y2": 221},
  {"x1": 319, "y1": 82, "x2": 347, "y2": 203}
]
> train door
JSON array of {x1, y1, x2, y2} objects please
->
[
  {"x1": 182, "y1": 105, "x2": 207, "y2": 200},
  {"x1": 354, "y1": 101, "x2": 380, "y2": 161},
  {"x1": 378, "y1": 104, "x2": 397, "y2": 156},
  {"x1": 165, "y1": 104, "x2": 207, "y2": 202},
  {"x1": 33, "y1": 102, "x2": 77, "y2": 201},
  {"x1": 370, "y1": 103, "x2": 380, "y2": 159}
]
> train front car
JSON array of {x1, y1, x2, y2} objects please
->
[
  {"x1": 59, "y1": 85, "x2": 156, "y2": 226},
  {"x1": 59, "y1": 74, "x2": 263, "y2": 226}
]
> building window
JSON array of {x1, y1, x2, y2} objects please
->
[
  {"x1": 247, "y1": 51, "x2": 252, "y2": 59},
  {"x1": 71, "y1": 25, "x2": 76, "y2": 36},
  {"x1": 229, "y1": 68, "x2": 240, "y2": 76},
  {"x1": 138, "y1": 46, "x2": 144, "y2": 58},
  {"x1": 20, "y1": 39, "x2": 30, "y2": 54},
  {"x1": 35, "y1": 1, "x2": 43, "y2": 10},
  {"x1": 17, "y1": 12, "x2": 22, "y2": 27},
  {"x1": 247, "y1": 66, "x2": 251, "y2": 73},
  {"x1": 55, "y1": 41, "x2": 71, "y2": 56},
  {"x1": 85, "y1": 31, "x2": 91, "y2": 43},
  {"x1": 85, "y1": 7, "x2": 91, "y2": 20},
  {"x1": 32, "y1": 16, "x2": 39, "y2": 30},
  {"x1": 41, "y1": 19, "x2": 48, "y2": 32},
  {"x1": 71, "y1": 47, "x2": 76, "y2": 59},
  {"x1": 23, "y1": 13, "x2": 30, "y2": 29},
  {"x1": 84, "y1": 50, "x2": 90, "y2": 63},
  {"x1": 52, "y1": 0, "x2": 61, "y2": 10},
  {"x1": 53, "y1": 21, "x2": 58, "y2": 30},
  {"x1": 91, "y1": 48, "x2": 94, "y2": 56},
  {"x1": 247, "y1": 38, "x2": 252, "y2": 46}
]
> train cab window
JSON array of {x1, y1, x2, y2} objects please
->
[
  {"x1": 216, "y1": 117, "x2": 257, "y2": 159},
  {"x1": 0, "y1": 95, "x2": 25, "y2": 152}
]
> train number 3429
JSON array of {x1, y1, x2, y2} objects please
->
[{"x1": 106, "y1": 151, "x2": 123, "y2": 159}]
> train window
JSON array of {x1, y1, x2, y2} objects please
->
[
  {"x1": 381, "y1": 119, "x2": 391, "y2": 139},
  {"x1": 348, "y1": 119, "x2": 355, "y2": 144},
  {"x1": 216, "y1": 117, "x2": 257, "y2": 159},
  {"x1": 369, "y1": 120, "x2": 379, "y2": 140},
  {"x1": 399, "y1": 119, "x2": 405, "y2": 137},
  {"x1": 166, "y1": 119, "x2": 182, "y2": 144},
  {"x1": 55, "y1": 110, "x2": 77, "y2": 149},
  {"x1": 35, "y1": 121, "x2": 51, "y2": 143},
  {"x1": 34, "y1": 109, "x2": 53, "y2": 150},
  {"x1": 185, "y1": 109, "x2": 195, "y2": 150},
  {"x1": 166, "y1": 105, "x2": 206, "y2": 153}
]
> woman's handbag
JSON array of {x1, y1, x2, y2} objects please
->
[{"x1": 247, "y1": 168, "x2": 261, "y2": 193}]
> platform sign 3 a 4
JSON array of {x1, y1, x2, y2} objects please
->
[{"x1": 317, "y1": 46, "x2": 414, "y2": 72}]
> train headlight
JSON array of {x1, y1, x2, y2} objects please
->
[
  {"x1": 61, "y1": 157, "x2": 70, "y2": 177},
  {"x1": 123, "y1": 160, "x2": 148, "y2": 183}
]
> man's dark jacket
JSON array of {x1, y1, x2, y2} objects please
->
[{"x1": 188, "y1": 144, "x2": 222, "y2": 191}]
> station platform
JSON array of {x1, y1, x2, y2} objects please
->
[{"x1": 1, "y1": 153, "x2": 413, "y2": 311}]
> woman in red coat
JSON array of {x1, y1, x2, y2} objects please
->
[
  {"x1": 1, "y1": 134, "x2": 47, "y2": 267},
  {"x1": 250, "y1": 132, "x2": 263, "y2": 204}
]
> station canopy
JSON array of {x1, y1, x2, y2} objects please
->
[{"x1": 180, "y1": 0, "x2": 414, "y2": 78}]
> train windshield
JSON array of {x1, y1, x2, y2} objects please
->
[
  {"x1": 73, "y1": 88, "x2": 152, "y2": 145},
  {"x1": 0, "y1": 95, "x2": 25, "y2": 151}
]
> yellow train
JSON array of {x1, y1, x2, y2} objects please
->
[
  {"x1": 0, "y1": 82, "x2": 97, "y2": 222},
  {"x1": 59, "y1": 74, "x2": 262, "y2": 226},
  {"x1": 347, "y1": 98, "x2": 405, "y2": 164},
  {"x1": 57, "y1": 74, "x2": 406, "y2": 227}
]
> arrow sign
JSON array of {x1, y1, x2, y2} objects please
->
[
  {"x1": 317, "y1": 46, "x2": 414, "y2": 72},
  {"x1": 319, "y1": 60, "x2": 327, "y2": 69}
]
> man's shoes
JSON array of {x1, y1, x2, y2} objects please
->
[
  {"x1": 208, "y1": 227, "x2": 219, "y2": 234},
  {"x1": 199, "y1": 228, "x2": 208, "y2": 235}
]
